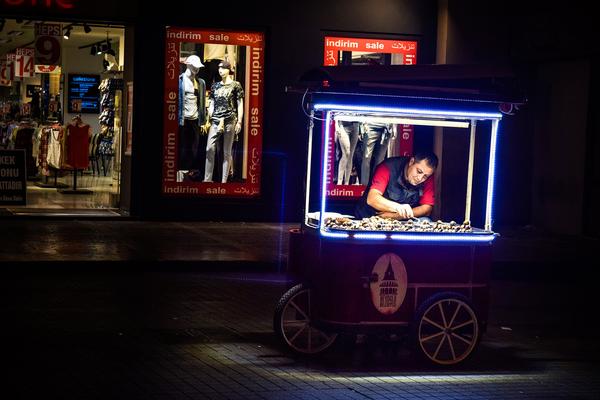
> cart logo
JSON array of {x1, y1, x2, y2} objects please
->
[{"x1": 370, "y1": 253, "x2": 407, "y2": 315}]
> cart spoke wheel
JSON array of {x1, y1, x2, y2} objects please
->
[
  {"x1": 274, "y1": 284, "x2": 337, "y2": 355},
  {"x1": 413, "y1": 294, "x2": 479, "y2": 365}
]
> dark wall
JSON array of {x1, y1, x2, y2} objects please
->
[
  {"x1": 130, "y1": 0, "x2": 439, "y2": 221},
  {"x1": 443, "y1": 1, "x2": 599, "y2": 233}
]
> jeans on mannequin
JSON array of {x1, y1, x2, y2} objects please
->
[
  {"x1": 360, "y1": 126, "x2": 389, "y2": 185},
  {"x1": 336, "y1": 121, "x2": 360, "y2": 185},
  {"x1": 204, "y1": 117, "x2": 236, "y2": 183}
]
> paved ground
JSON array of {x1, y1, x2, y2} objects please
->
[{"x1": 1, "y1": 220, "x2": 599, "y2": 399}]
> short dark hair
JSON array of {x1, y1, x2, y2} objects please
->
[{"x1": 413, "y1": 150, "x2": 438, "y2": 170}]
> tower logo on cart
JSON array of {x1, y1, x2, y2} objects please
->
[{"x1": 370, "y1": 253, "x2": 407, "y2": 315}]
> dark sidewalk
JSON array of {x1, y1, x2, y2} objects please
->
[{"x1": 1, "y1": 220, "x2": 599, "y2": 399}]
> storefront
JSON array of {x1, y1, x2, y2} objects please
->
[
  {"x1": 1, "y1": 1, "x2": 439, "y2": 220},
  {"x1": 0, "y1": 1, "x2": 134, "y2": 216}
]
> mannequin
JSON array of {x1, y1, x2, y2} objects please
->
[
  {"x1": 177, "y1": 55, "x2": 207, "y2": 181},
  {"x1": 203, "y1": 60, "x2": 244, "y2": 183},
  {"x1": 360, "y1": 122, "x2": 395, "y2": 184},
  {"x1": 202, "y1": 44, "x2": 236, "y2": 86},
  {"x1": 335, "y1": 120, "x2": 360, "y2": 185},
  {"x1": 103, "y1": 49, "x2": 119, "y2": 72}
]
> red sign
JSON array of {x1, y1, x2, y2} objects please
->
[
  {"x1": 14, "y1": 48, "x2": 35, "y2": 78},
  {"x1": 0, "y1": 61, "x2": 14, "y2": 86},
  {"x1": 324, "y1": 36, "x2": 418, "y2": 66},
  {"x1": 35, "y1": 23, "x2": 62, "y2": 66},
  {"x1": 21, "y1": 103, "x2": 31, "y2": 115},
  {"x1": 125, "y1": 81, "x2": 133, "y2": 156},
  {"x1": 35, "y1": 65, "x2": 59, "y2": 73},
  {"x1": 2, "y1": 0, "x2": 76, "y2": 9},
  {"x1": 162, "y1": 27, "x2": 265, "y2": 197},
  {"x1": 69, "y1": 99, "x2": 81, "y2": 113}
]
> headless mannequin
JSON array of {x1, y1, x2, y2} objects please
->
[
  {"x1": 204, "y1": 65, "x2": 244, "y2": 183},
  {"x1": 66, "y1": 115, "x2": 91, "y2": 170}
]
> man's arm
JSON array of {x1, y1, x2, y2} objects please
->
[
  {"x1": 412, "y1": 204, "x2": 433, "y2": 218},
  {"x1": 366, "y1": 189, "x2": 414, "y2": 219},
  {"x1": 366, "y1": 189, "x2": 433, "y2": 219}
]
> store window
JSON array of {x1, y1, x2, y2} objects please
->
[
  {"x1": 323, "y1": 36, "x2": 418, "y2": 199},
  {"x1": 0, "y1": 17, "x2": 126, "y2": 213},
  {"x1": 162, "y1": 27, "x2": 264, "y2": 197}
]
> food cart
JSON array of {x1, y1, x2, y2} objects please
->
[{"x1": 274, "y1": 65, "x2": 522, "y2": 365}]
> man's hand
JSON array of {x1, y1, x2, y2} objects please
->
[{"x1": 394, "y1": 203, "x2": 414, "y2": 219}]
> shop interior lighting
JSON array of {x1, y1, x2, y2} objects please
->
[
  {"x1": 63, "y1": 25, "x2": 72, "y2": 39},
  {"x1": 79, "y1": 38, "x2": 113, "y2": 55},
  {"x1": 83, "y1": 23, "x2": 92, "y2": 33}
]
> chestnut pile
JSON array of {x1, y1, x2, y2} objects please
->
[{"x1": 323, "y1": 216, "x2": 472, "y2": 233}]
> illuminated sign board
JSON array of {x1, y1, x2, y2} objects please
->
[
  {"x1": 67, "y1": 73, "x2": 100, "y2": 113},
  {"x1": 1, "y1": 0, "x2": 76, "y2": 9}
]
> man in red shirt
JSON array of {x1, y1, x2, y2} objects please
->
[{"x1": 354, "y1": 151, "x2": 438, "y2": 220}]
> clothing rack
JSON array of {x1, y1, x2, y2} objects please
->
[
  {"x1": 34, "y1": 167, "x2": 69, "y2": 189},
  {"x1": 58, "y1": 168, "x2": 92, "y2": 195}
]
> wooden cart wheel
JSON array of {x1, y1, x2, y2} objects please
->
[
  {"x1": 412, "y1": 292, "x2": 480, "y2": 365},
  {"x1": 274, "y1": 283, "x2": 338, "y2": 355}
]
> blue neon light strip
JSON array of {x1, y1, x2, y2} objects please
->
[
  {"x1": 320, "y1": 230, "x2": 350, "y2": 239},
  {"x1": 314, "y1": 103, "x2": 502, "y2": 119},
  {"x1": 319, "y1": 111, "x2": 333, "y2": 231},
  {"x1": 485, "y1": 120, "x2": 499, "y2": 231},
  {"x1": 319, "y1": 229, "x2": 496, "y2": 242},
  {"x1": 390, "y1": 233, "x2": 496, "y2": 242},
  {"x1": 354, "y1": 233, "x2": 388, "y2": 240}
]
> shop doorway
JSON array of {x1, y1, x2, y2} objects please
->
[{"x1": 0, "y1": 17, "x2": 127, "y2": 216}]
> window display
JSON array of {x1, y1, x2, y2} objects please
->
[{"x1": 162, "y1": 27, "x2": 264, "y2": 197}]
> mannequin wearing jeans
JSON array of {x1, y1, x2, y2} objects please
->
[
  {"x1": 360, "y1": 122, "x2": 394, "y2": 185},
  {"x1": 203, "y1": 60, "x2": 244, "y2": 183},
  {"x1": 335, "y1": 120, "x2": 360, "y2": 185}
]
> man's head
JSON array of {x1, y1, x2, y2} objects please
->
[{"x1": 405, "y1": 150, "x2": 438, "y2": 186}]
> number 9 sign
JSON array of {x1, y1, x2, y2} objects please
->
[
  {"x1": 70, "y1": 99, "x2": 82, "y2": 113},
  {"x1": 35, "y1": 35, "x2": 62, "y2": 66}
]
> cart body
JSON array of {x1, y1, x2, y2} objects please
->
[{"x1": 275, "y1": 66, "x2": 521, "y2": 364}]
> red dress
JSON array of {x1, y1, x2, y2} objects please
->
[{"x1": 66, "y1": 123, "x2": 91, "y2": 169}]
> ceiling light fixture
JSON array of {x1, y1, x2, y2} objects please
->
[
  {"x1": 63, "y1": 25, "x2": 72, "y2": 39},
  {"x1": 83, "y1": 23, "x2": 91, "y2": 34},
  {"x1": 90, "y1": 45, "x2": 97, "y2": 55}
]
